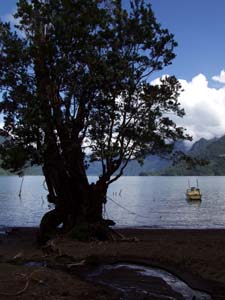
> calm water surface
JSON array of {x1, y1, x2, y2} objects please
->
[{"x1": 0, "y1": 176, "x2": 225, "y2": 228}]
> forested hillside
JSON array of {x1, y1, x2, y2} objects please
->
[{"x1": 159, "y1": 135, "x2": 225, "y2": 175}]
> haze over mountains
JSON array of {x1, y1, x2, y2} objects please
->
[
  {"x1": 1, "y1": 135, "x2": 225, "y2": 176},
  {"x1": 161, "y1": 135, "x2": 225, "y2": 176},
  {"x1": 83, "y1": 135, "x2": 225, "y2": 176}
]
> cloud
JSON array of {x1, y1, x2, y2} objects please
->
[
  {"x1": 212, "y1": 70, "x2": 225, "y2": 84},
  {"x1": 152, "y1": 72, "x2": 225, "y2": 143},
  {"x1": 176, "y1": 73, "x2": 225, "y2": 142}
]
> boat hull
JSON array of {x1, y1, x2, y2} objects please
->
[
  {"x1": 186, "y1": 194, "x2": 201, "y2": 200},
  {"x1": 186, "y1": 189, "x2": 201, "y2": 201}
]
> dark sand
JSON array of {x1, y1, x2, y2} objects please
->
[{"x1": 0, "y1": 228, "x2": 225, "y2": 299}]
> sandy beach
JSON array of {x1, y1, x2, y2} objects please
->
[{"x1": 0, "y1": 228, "x2": 225, "y2": 299}]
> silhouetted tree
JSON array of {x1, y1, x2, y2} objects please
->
[{"x1": 0, "y1": 0, "x2": 190, "y2": 242}]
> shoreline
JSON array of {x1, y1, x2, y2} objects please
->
[
  {"x1": 3, "y1": 225, "x2": 225, "y2": 231},
  {"x1": 1, "y1": 227, "x2": 225, "y2": 299}
]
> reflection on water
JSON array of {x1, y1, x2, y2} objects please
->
[
  {"x1": 0, "y1": 176, "x2": 49, "y2": 227},
  {"x1": 186, "y1": 198, "x2": 202, "y2": 207},
  {"x1": 0, "y1": 175, "x2": 225, "y2": 228},
  {"x1": 86, "y1": 263, "x2": 211, "y2": 300}
]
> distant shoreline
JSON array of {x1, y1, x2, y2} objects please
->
[{"x1": 2, "y1": 174, "x2": 225, "y2": 176}]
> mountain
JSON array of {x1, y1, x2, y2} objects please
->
[
  {"x1": 1, "y1": 136, "x2": 225, "y2": 176},
  {"x1": 189, "y1": 137, "x2": 217, "y2": 155},
  {"x1": 159, "y1": 135, "x2": 225, "y2": 175},
  {"x1": 0, "y1": 134, "x2": 174, "y2": 176},
  {"x1": 83, "y1": 155, "x2": 171, "y2": 176},
  {"x1": 87, "y1": 141, "x2": 188, "y2": 176}
]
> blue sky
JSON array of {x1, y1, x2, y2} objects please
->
[
  {"x1": 1, "y1": 0, "x2": 225, "y2": 141},
  {"x1": 1, "y1": 0, "x2": 225, "y2": 83},
  {"x1": 0, "y1": 0, "x2": 16, "y2": 14},
  {"x1": 150, "y1": 0, "x2": 225, "y2": 83}
]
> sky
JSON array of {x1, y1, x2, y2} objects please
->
[{"x1": 1, "y1": 0, "x2": 225, "y2": 143}]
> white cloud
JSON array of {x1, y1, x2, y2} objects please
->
[
  {"x1": 150, "y1": 74, "x2": 170, "y2": 86},
  {"x1": 152, "y1": 72, "x2": 225, "y2": 143},
  {"x1": 212, "y1": 70, "x2": 225, "y2": 84},
  {"x1": 175, "y1": 73, "x2": 225, "y2": 142}
]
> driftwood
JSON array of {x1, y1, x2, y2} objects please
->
[{"x1": 0, "y1": 269, "x2": 41, "y2": 297}]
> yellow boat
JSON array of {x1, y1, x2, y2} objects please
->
[
  {"x1": 186, "y1": 187, "x2": 202, "y2": 200},
  {"x1": 186, "y1": 180, "x2": 202, "y2": 200}
]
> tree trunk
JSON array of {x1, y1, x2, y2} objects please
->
[{"x1": 38, "y1": 160, "x2": 111, "y2": 244}]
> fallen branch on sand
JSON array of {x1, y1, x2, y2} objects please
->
[
  {"x1": 0, "y1": 268, "x2": 46, "y2": 297},
  {"x1": 0, "y1": 273, "x2": 30, "y2": 296}
]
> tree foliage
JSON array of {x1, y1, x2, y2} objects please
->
[
  {"x1": 0, "y1": 0, "x2": 189, "y2": 177},
  {"x1": 0, "y1": 0, "x2": 191, "y2": 240}
]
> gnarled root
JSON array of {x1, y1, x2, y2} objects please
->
[{"x1": 38, "y1": 208, "x2": 64, "y2": 245}]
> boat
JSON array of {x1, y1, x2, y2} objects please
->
[{"x1": 186, "y1": 180, "x2": 202, "y2": 200}]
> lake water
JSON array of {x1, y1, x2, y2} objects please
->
[{"x1": 0, "y1": 176, "x2": 225, "y2": 229}]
